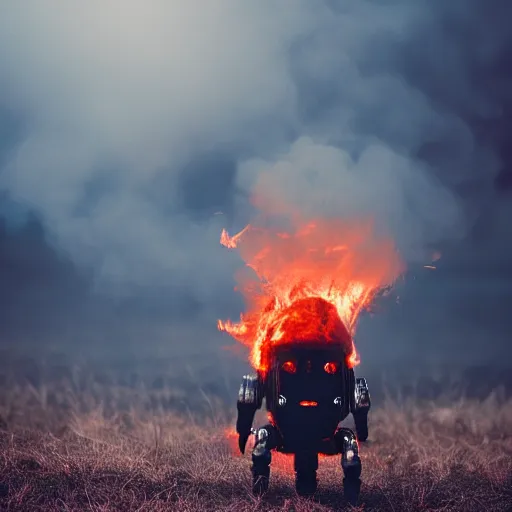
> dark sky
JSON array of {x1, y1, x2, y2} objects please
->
[{"x1": 0, "y1": 1, "x2": 511, "y2": 367}]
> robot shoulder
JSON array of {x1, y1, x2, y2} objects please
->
[{"x1": 237, "y1": 373, "x2": 265, "y2": 408}]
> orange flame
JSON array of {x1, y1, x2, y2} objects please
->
[{"x1": 218, "y1": 199, "x2": 405, "y2": 373}]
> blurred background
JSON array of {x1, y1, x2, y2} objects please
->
[{"x1": 0, "y1": 0, "x2": 511, "y2": 407}]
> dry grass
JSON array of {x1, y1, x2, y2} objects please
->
[{"x1": 0, "y1": 360, "x2": 511, "y2": 511}]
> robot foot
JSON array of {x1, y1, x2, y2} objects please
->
[
  {"x1": 294, "y1": 451, "x2": 318, "y2": 497},
  {"x1": 343, "y1": 476, "x2": 361, "y2": 506},
  {"x1": 252, "y1": 459, "x2": 270, "y2": 496}
]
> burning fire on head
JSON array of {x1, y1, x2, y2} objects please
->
[{"x1": 217, "y1": 196, "x2": 405, "y2": 374}]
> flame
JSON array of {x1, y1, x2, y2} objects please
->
[
  {"x1": 224, "y1": 427, "x2": 243, "y2": 457},
  {"x1": 220, "y1": 226, "x2": 249, "y2": 249},
  {"x1": 218, "y1": 202, "x2": 405, "y2": 373}
]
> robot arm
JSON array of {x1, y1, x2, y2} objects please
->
[
  {"x1": 351, "y1": 376, "x2": 371, "y2": 441},
  {"x1": 236, "y1": 373, "x2": 264, "y2": 454}
]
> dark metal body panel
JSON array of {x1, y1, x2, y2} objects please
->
[{"x1": 264, "y1": 342, "x2": 355, "y2": 454}]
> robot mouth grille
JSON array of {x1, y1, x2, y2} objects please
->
[{"x1": 299, "y1": 400, "x2": 318, "y2": 407}]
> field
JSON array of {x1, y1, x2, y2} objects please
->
[{"x1": 0, "y1": 350, "x2": 511, "y2": 511}]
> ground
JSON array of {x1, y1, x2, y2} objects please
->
[{"x1": 0, "y1": 351, "x2": 511, "y2": 511}]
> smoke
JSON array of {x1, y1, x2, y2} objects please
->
[
  {"x1": 0, "y1": 1, "x2": 305, "y2": 296},
  {"x1": 238, "y1": 138, "x2": 465, "y2": 264},
  {"x1": 0, "y1": 1, "x2": 510, "y2": 362}
]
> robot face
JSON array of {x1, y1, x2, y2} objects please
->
[
  {"x1": 272, "y1": 343, "x2": 346, "y2": 409},
  {"x1": 267, "y1": 342, "x2": 351, "y2": 448}
]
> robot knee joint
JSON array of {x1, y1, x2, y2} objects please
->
[
  {"x1": 335, "y1": 427, "x2": 361, "y2": 477},
  {"x1": 252, "y1": 427, "x2": 272, "y2": 466}
]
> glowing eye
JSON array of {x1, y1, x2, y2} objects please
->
[
  {"x1": 282, "y1": 361, "x2": 297, "y2": 374},
  {"x1": 324, "y1": 362, "x2": 338, "y2": 374}
]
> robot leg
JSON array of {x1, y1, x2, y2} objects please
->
[
  {"x1": 294, "y1": 450, "x2": 318, "y2": 497},
  {"x1": 334, "y1": 427, "x2": 361, "y2": 506},
  {"x1": 251, "y1": 423, "x2": 281, "y2": 495}
]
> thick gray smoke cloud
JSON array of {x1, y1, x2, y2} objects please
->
[
  {"x1": 0, "y1": 1, "x2": 510, "y2": 364},
  {"x1": 0, "y1": 1, "x2": 306, "y2": 297}
]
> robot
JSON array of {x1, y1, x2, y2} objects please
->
[{"x1": 235, "y1": 340, "x2": 371, "y2": 504}]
